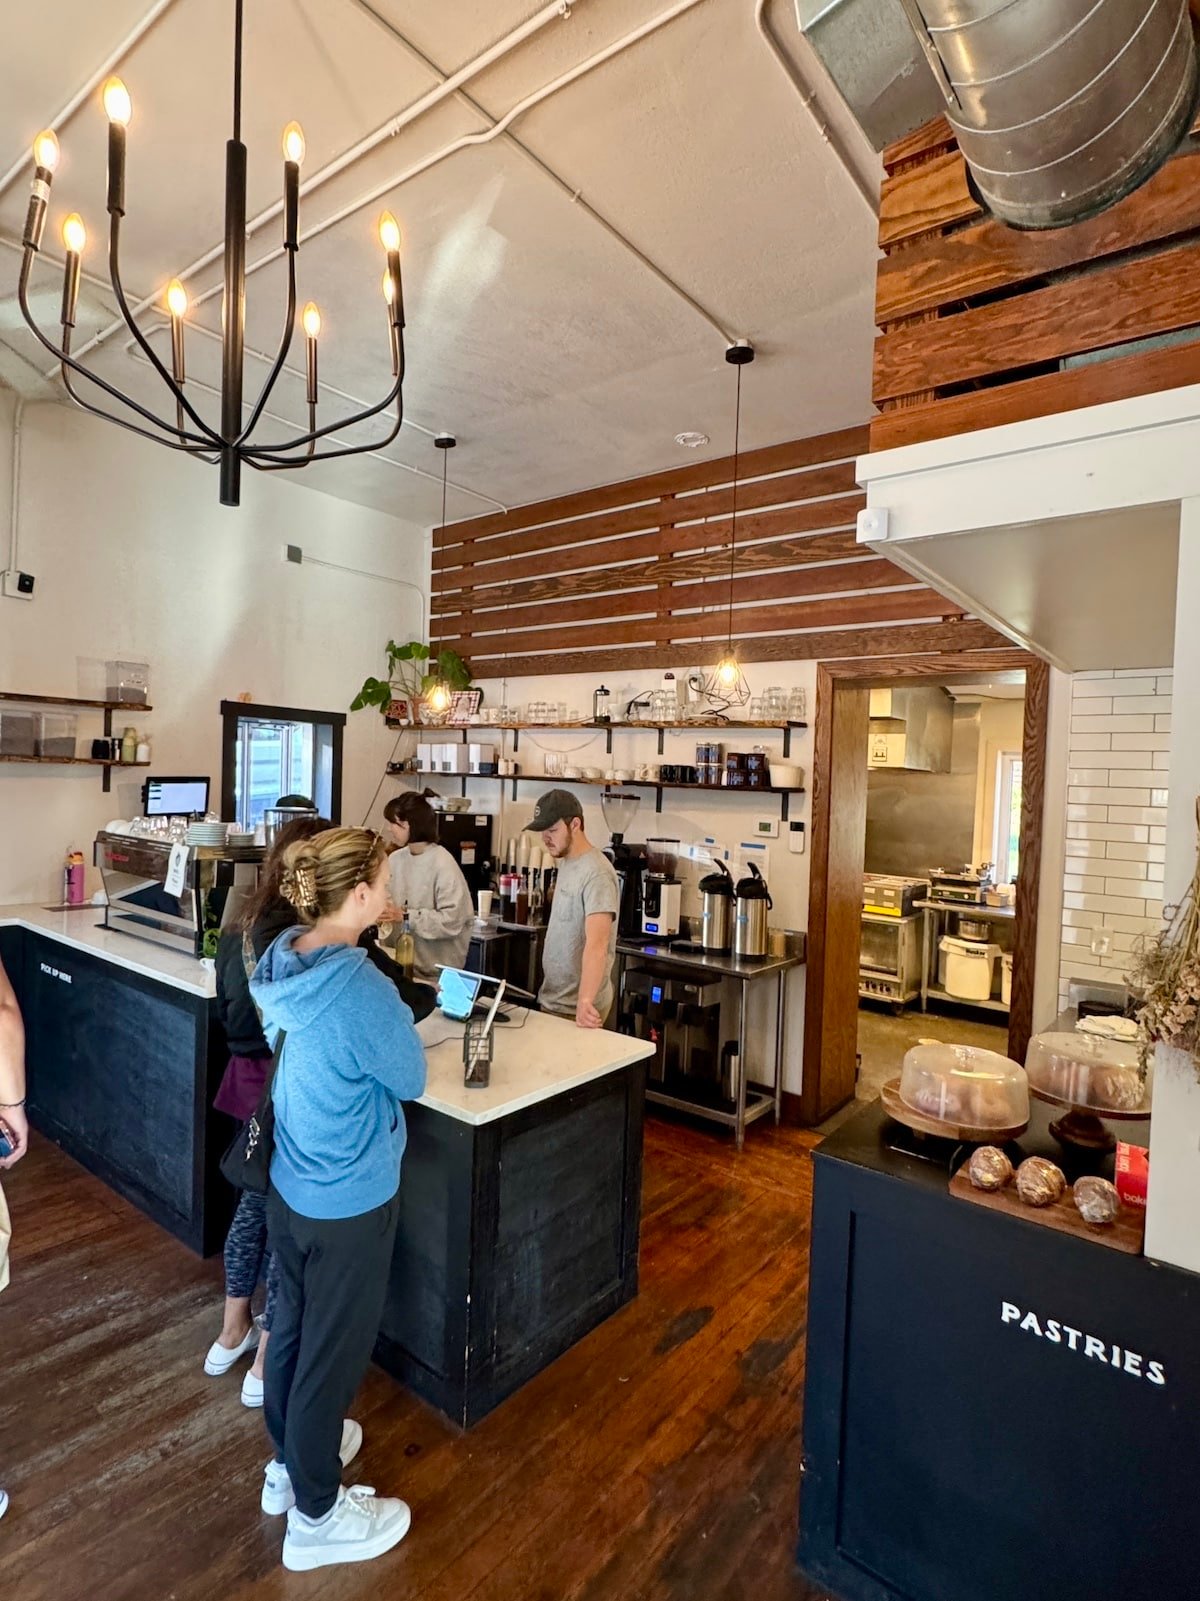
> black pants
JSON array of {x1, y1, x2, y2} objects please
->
[{"x1": 265, "y1": 1186, "x2": 400, "y2": 1518}]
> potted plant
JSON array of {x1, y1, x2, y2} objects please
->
[{"x1": 351, "y1": 640, "x2": 473, "y2": 725}]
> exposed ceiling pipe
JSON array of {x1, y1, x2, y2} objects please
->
[
  {"x1": 0, "y1": 0, "x2": 180, "y2": 199},
  {"x1": 57, "y1": 0, "x2": 580, "y2": 370},
  {"x1": 349, "y1": 0, "x2": 735, "y2": 345},
  {"x1": 124, "y1": 344, "x2": 507, "y2": 512},
  {"x1": 96, "y1": 0, "x2": 724, "y2": 337},
  {"x1": 754, "y1": 0, "x2": 879, "y2": 216},
  {"x1": 6, "y1": 398, "x2": 24, "y2": 578}
]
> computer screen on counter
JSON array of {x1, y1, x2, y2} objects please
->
[{"x1": 143, "y1": 777, "x2": 211, "y2": 816}]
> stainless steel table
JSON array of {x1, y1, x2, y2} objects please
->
[
  {"x1": 915, "y1": 899, "x2": 1015, "y2": 1016},
  {"x1": 615, "y1": 937, "x2": 805, "y2": 1150}
]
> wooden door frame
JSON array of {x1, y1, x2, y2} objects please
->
[{"x1": 799, "y1": 650, "x2": 1050, "y2": 1125}]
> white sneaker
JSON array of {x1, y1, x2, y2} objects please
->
[
  {"x1": 241, "y1": 1370, "x2": 264, "y2": 1409},
  {"x1": 203, "y1": 1324, "x2": 259, "y2": 1376},
  {"x1": 0, "y1": 1489, "x2": 8, "y2": 1520},
  {"x1": 260, "y1": 1418, "x2": 363, "y2": 1516},
  {"x1": 282, "y1": 1484, "x2": 411, "y2": 1572}
]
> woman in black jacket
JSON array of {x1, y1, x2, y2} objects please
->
[{"x1": 205, "y1": 819, "x2": 433, "y2": 1405}]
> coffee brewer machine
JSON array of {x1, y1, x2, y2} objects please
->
[
  {"x1": 642, "y1": 836, "x2": 682, "y2": 939},
  {"x1": 601, "y1": 791, "x2": 649, "y2": 939}
]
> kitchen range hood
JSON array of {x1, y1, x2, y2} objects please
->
[{"x1": 868, "y1": 685, "x2": 952, "y2": 772}]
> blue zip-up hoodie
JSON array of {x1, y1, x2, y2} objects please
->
[{"x1": 250, "y1": 927, "x2": 427, "y2": 1220}]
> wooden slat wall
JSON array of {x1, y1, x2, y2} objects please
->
[
  {"x1": 431, "y1": 428, "x2": 1002, "y2": 677},
  {"x1": 872, "y1": 110, "x2": 1200, "y2": 452}
]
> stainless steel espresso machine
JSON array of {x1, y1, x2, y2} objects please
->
[
  {"x1": 95, "y1": 831, "x2": 265, "y2": 958},
  {"x1": 642, "y1": 837, "x2": 682, "y2": 939}
]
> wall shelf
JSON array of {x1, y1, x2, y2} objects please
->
[
  {"x1": 1, "y1": 691, "x2": 153, "y2": 792},
  {"x1": 396, "y1": 768, "x2": 806, "y2": 819},
  {"x1": 414, "y1": 718, "x2": 808, "y2": 761}
]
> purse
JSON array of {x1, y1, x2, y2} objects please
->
[{"x1": 218, "y1": 930, "x2": 284, "y2": 1194}]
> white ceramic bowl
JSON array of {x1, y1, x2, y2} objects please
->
[{"x1": 769, "y1": 762, "x2": 805, "y2": 788}]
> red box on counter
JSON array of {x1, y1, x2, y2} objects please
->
[{"x1": 1115, "y1": 1141, "x2": 1149, "y2": 1209}]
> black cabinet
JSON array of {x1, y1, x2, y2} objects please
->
[{"x1": 798, "y1": 1103, "x2": 1200, "y2": 1601}]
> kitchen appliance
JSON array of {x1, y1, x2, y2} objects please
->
[
  {"x1": 95, "y1": 829, "x2": 264, "y2": 957},
  {"x1": 697, "y1": 859, "x2": 734, "y2": 952},
  {"x1": 859, "y1": 912, "x2": 923, "y2": 1006},
  {"x1": 940, "y1": 935, "x2": 1002, "y2": 1001},
  {"x1": 601, "y1": 791, "x2": 649, "y2": 939},
  {"x1": 929, "y1": 864, "x2": 993, "y2": 904},
  {"x1": 733, "y1": 862, "x2": 772, "y2": 958},
  {"x1": 861, "y1": 873, "x2": 929, "y2": 917},
  {"x1": 642, "y1": 877, "x2": 682, "y2": 939},
  {"x1": 434, "y1": 810, "x2": 493, "y2": 898},
  {"x1": 620, "y1": 967, "x2": 724, "y2": 1090},
  {"x1": 262, "y1": 803, "x2": 317, "y2": 847}
]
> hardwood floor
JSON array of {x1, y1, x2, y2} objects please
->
[{"x1": 0, "y1": 1115, "x2": 829, "y2": 1600}]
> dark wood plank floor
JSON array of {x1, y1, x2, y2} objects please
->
[{"x1": 0, "y1": 1116, "x2": 830, "y2": 1600}]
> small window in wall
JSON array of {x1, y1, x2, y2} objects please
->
[
  {"x1": 220, "y1": 701, "x2": 345, "y2": 831},
  {"x1": 993, "y1": 751, "x2": 1023, "y2": 884}
]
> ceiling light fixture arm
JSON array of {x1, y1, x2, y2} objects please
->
[
  {"x1": 236, "y1": 240, "x2": 298, "y2": 445},
  {"x1": 242, "y1": 340, "x2": 404, "y2": 455},
  {"x1": 249, "y1": 373, "x2": 405, "y2": 466}
]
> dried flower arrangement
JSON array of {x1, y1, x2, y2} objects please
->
[{"x1": 1128, "y1": 800, "x2": 1200, "y2": 1077}]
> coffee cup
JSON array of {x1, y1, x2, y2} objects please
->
[{"x1": 477, "y1": 890, "x2": 494, "y2": 920}]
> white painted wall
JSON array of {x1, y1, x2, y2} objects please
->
[
  {"x1": 0, "y1": 401, "x2": 429, "y2": 906},
  {"x1": 1146, "y1": 498, "x2": 1200, "y2": 1273},
  {"x1": 970, "y1": 698, "x2": 1026, "y2": 866}
]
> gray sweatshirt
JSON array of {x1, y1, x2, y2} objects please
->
[{"x1": 388, "y1": 843, "x2": 474, "y2": 983}]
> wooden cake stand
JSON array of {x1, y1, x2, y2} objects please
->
[
  {"x1": 881, "y1": 1077, "x2": 1029, "y2": 1145},
  {"x1": 1028, "y1": 1083, "x2": 1150, "y2": 1152}
]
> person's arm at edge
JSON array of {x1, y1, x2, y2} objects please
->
[
  {"x1": 0, "y1": 957, "x2": 28, "y2": 1167},
  {"x1": 357, "y1": 968, "x2": 428, "y2": 1100},
  {"x1": 407, "y1": 852, "x2": 474, "y2": 941},
  {"x1": 576, "y1": 912, "x2": 614, "y2": 1029}
]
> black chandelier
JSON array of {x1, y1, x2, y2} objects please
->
[{"x1": 17, "y1": 0, "x2": 406, "y2": 507}]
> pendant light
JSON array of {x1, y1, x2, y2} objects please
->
[
  {"x1": 16, "y1": 0, "x2": 406, "y2": 507},
  {"x1": 425, "y1": 435, "x2": 457, "y2": 716},
  {"x1": 711, "y1": 340, "x2": 755, "y2": 702}
]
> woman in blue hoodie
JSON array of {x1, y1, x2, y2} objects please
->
[{"x1": 250, "y1": 826, "x2": 426, "y2": 1573}]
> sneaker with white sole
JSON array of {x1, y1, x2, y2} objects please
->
[
  {"x1": 0, "y1": 1489, "x2": 8, "y2": 1521},
  {"x1": 261, "y1": 1418, "x2": 363, "y2": 1516},
  {"x1": 203, "y1": 1325, "x2": 259, "y2": 1376},
  {"x1": 241, "y1": 1370, "x2": 264, "y2": 1409},
  {"x1": 282, "y1": 1484, "x2": 411, "y2": 1572}
]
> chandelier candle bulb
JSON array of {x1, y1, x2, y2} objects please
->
[
  {"x1": 281, "y1": 123, "x2": 303, "y2": 250},
  {"x1": 302, "y1": 302, "x2": 320, "y2": 405},
  {"x1": 103, "y1": 78, "x2": 131, "y2": 218},
  {"x1": 378, "y1": 211, "x2": 401, "y2": 252},
  {"x1": 166, "y1": 279, "x2": 187, "y2": 383},
  {"x1": 59, "y1": 213, "x2": 85, "y2": 329},
  {"x1": 33, "y1": 130, "x2": 60, "y2": 173}
]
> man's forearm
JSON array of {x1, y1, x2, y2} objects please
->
[
  {"x1": 578, "y1": 933, "x2": 609, "y2": 1009},
  {"x1": 0, "y1": 1002, "x2": 26, "y2": 1105}
]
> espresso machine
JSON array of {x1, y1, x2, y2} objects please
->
[
  {"x1": 601, "y1": 791, "x2": 649, "y2": 939},
  {"x1": 642, "y1": 836, "x2": 682, "y2": 939}
]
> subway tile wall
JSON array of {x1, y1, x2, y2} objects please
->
[{"x1": 1059, "y1": 670, "x2": 1171, "y2": 1008}]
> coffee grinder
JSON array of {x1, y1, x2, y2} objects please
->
[
  {"x1": 642, "y1": 836, "x2": 682, "y2": 939},
  {"x1": 601, "y1": 791, "x2": 649, "y2": 939}
]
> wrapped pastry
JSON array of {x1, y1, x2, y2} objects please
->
[
  {"x1": 1073, "y1": 1175, "x2": 1121, "y2": 1226},
  {"x1": 967, "y1": 1146, "x2": 1014, "y2": 1192},
  {"x1": 1089, "y1": 1066, "x2": 1144, "y2": 1112},
  {"x1": 1015, "y1": 1156, "x2": 1066, "y2": 1207}
]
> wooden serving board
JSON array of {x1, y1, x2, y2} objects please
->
[
  {"x1": 880, "y1": 1078, "x2": 1028, "y2": 1145},
  {"x1": 949, "y1": 1166, "x2": 1146, "y2": 1255}
]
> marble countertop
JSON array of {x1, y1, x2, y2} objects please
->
[
  {"x1": 414, "y1": 1008, "x2": 653, "y2": 1125},
  {"x1": 0, "y1": 904, "x2": 216, "y2": 997},
  {"x1": 0, "y1": 907, "x2": 653, "y2": 1126}
]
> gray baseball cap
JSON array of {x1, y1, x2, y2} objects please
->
[{"x1": 525, "y1": 788, "x2": 584, "y2": 832}]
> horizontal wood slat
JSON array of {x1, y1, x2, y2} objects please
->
[
  {"x1": 869, "y1": 335, "x2": 1200, "y2": 452},
  {"x1": 435, "y1": 588, "x2": 962, "y2": 657},
  {"x1": 463, "y1": 618, "x2": 1007, "y2": 680},
  {"x1": 436, "y1": 501, "x2": 865, "y2": 593},
  {"x1": 875, "y1": 236, "x2": 1200, "y2": 402},
  {"x1": 434, "y1": 558, "x2": 908, "y2": 634},
  {"x1": 876, "y1": 141, "x2": 1200, "y2": 324},
  {"x1": 434, "y1": 428, "x2": 869, "y2": 548},
  {"x1": 431, "y1": 460, "x2": 860, "y2": 573},
  {"x1": 431, "y1": 520, "x2": 867, "y2": 613},
  {"x1": 872, "y1": 115, "x2": 1200, "y2": 447}
]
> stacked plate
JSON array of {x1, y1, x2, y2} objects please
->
[{"x1": 186, "y1": 821, "x2": 228, "y2": 847}]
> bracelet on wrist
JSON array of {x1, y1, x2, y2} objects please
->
[{"x1": 0, "y1": 1098, "x2": 25, "y2": 1108}]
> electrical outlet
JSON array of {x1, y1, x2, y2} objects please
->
[
  {"x1": 752, "y1": 816, "x2": 779, "y2": 838},
  {"x1": 1, "y1": 570, "x2": 35, "y2": 600}
]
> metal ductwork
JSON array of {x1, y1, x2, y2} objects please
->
[{"x1": 796, "y1": 0, "x2": 1200, "y2": 229}]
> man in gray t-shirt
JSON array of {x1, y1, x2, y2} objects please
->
[{"x1": 527, "y1": 789, "x2": 619, "y2": 1027}]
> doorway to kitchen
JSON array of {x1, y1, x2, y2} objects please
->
[
  {"x1": 801, "y1": 652, "x2": 1049, "y2": 1124},
  {"x1": 219, "y1": 700, "x2": 345, "y2": 831}
]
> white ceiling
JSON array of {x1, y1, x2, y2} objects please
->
[{"x1": 0, "y1": 0, "x2": 880, "y2": 521}]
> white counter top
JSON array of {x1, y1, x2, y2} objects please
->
[
  {"x1": 0, "y1": 907, "x2": 653, "y2": 1126},
  {"x1": 0, "y1": 904, "x2": 216, "y2": 997},
  {"x1": 414, "y1": 1009, "x2": 653, "y2": 1126}
]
